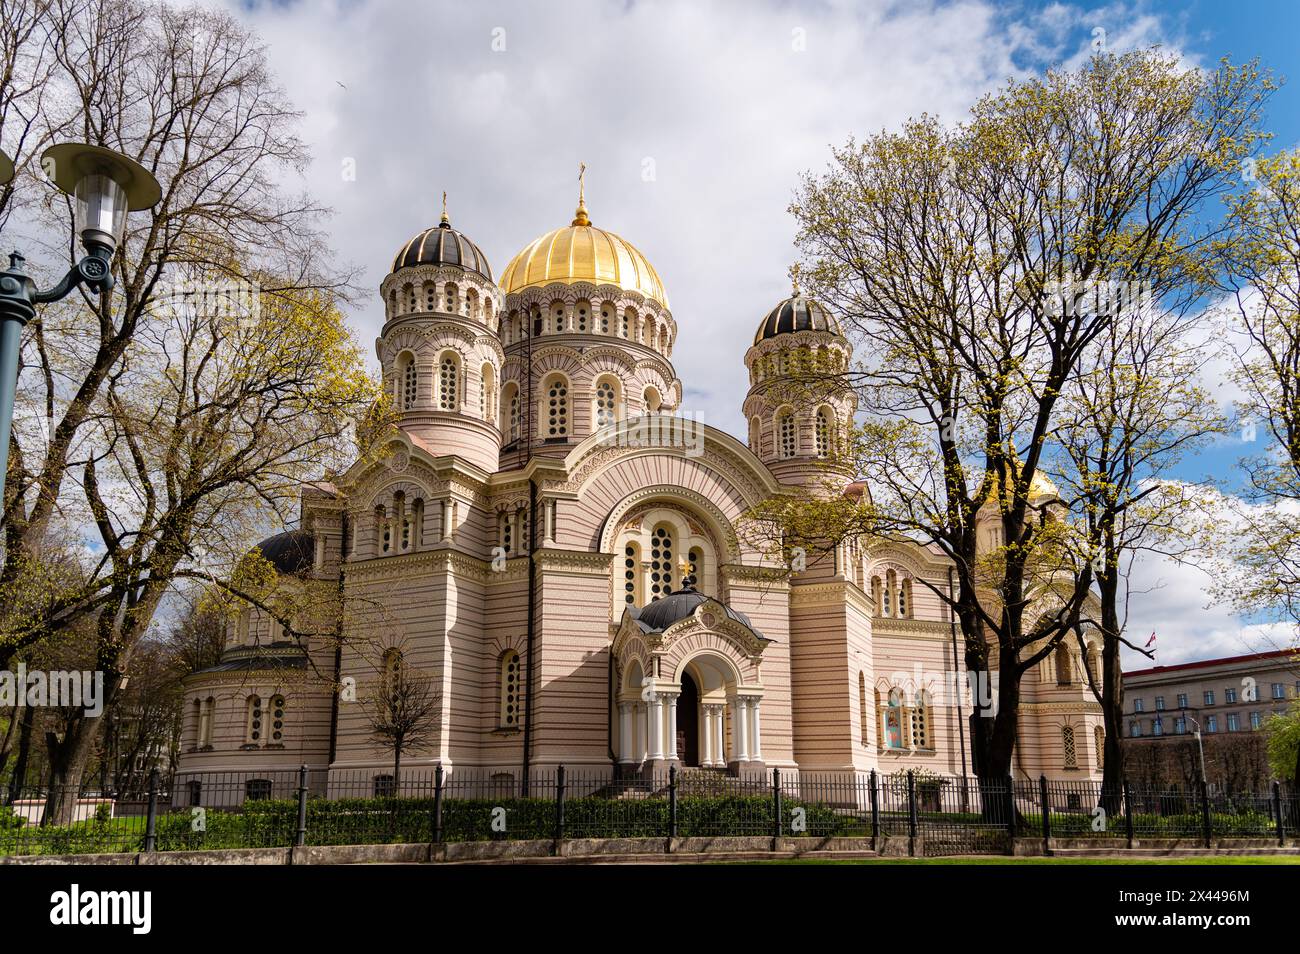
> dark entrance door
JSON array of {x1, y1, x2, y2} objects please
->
[{"x1": 678, "y1": 671, "x2": 700, "y2": 766}]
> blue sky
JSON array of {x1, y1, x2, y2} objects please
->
[{"x1": 216, "y1": 0, "x2": 1299, "y2": 666}]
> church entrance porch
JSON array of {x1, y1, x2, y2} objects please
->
[{"x1": 677, "y1": 671, "x2": 699, "y2": 766}]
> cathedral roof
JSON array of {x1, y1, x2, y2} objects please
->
[
  {"x1": 250, "y1": 529, "x2": 315, "y2": 574},
  {"x1": 753, "y1": 294, "x2": 842, "y2": 345},
  {"x1": 390, "y1": 211, "x2": 493, "y2": 280},
  {"x1": 499, "y1": 192, "x2": 669, "y2": 309}
]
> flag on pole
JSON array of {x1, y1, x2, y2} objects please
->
[{"x1": 1144, "y1": 632, "x2": 1156, "y2": 649}]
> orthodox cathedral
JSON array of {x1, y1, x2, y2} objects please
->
[{"x1": 177, "y1": 182, "x2": 1105, "y2": 792}]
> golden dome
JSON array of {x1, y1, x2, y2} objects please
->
[{"x1": 499, "y1": 197, "x2": 670, "y2": 310}]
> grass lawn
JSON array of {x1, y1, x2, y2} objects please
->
[{"x1": 750, "y1": 855, "x2": 1300, "y2": 865}]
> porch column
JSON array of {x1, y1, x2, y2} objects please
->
[
  {"x1": 618, "y1": 702, "x2": 634, "y2": 762},
  {"x1": 701, "y1": 705, "x2": 716, "y2": 766},
  {"x1": 648, "y1": 694, "x2": 664, "y2": 761},
  {"x1": 665, "y1": 694, "x2": 679, "y2": 760},
  {"x1": 749, "y1": 698, "x2": 763, "y2": 761},
  {"x1": 637, "y1": 703, "x2": 648, "y2": 762},
  {"x1": 714, "y1": 707, "x2": 726, "y2": 766},
  {"x1": 732, "y1": 698, "x2": 750, "y2": 762}
]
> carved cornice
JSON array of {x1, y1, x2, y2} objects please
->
[
  {"x1": 533, "y1": 547, "x2": 614, "y2": 574},
  {"x1": 870, "y1": 617, "x2": 954, "y2": 639},
  {"x1": 345, "y1": 547, "x2": 527, "y2": 584},
  {"x1": 721, "y1": 563, "x2": 790, "y2": 586}
]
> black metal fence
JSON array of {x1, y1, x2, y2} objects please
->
[{"x1": 1, "y1": 767, "x2": 1296, "y2": 858}]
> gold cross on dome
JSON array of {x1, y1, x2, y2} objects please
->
[{"x1": 677, "y1": 555, "x2": 693, "y2": 581}]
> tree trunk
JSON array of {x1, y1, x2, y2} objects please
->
[
  {"x1": 5, "y1": 704, "x2": 36, "y2": 803},
  {"x1": 1098, "y1": 576, "x2": 1126, "y2": 815}
]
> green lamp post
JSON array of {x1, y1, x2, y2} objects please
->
[{"x1": 0, "y1": 143, "x2": 160, "y2": 507}]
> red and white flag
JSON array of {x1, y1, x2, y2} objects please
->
[{"x1": 1144, "y1": 632, "x2": 1157, "y2": 649}]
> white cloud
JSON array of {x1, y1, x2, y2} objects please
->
[{"x1": 211, "y1": 0, "x2": 1287, "y2": 668}]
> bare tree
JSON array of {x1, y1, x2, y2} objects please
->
[
  {"x1": 362, "y1": 647, "x2": 440, "y2": 792},
  {"x1": 761, "y1": 51, "x2": 1272, "y2": 787},
  {"x1": 1054, "y1": 306, "x2": 1224, "y2": 807},
  {"x1": 0, "y1": 0, "x2": 378, "y2": 823}
]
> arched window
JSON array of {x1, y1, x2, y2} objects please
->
[
  {"x1": 201, "y1": 697, "x2": 214, "y2": 747},
  {"x1": 881, "y1": 689, "x2": 905, "y2": 750},
  {"x1": 444, "y1": 283, "x2": 459, "y2": 314},
  {"x1": 910, "y1": 689, "x2": 930, "y2": 749},
  {"x1": 643, "y1": 386, "x2": 662, "y2": 413},
  {"x1": 269, "y1": 695, "x2": 285, "y2": 744},
  {"x1": 1062, "y1": 725, "x2": 1077, "y2": 768},
  {"x1": 406, "y1": 285, "x2": 417, "y2": 312},
  {"x1": 600, "y1": 304, "x2": 612, "y2": 334},
  {"x1": 375, "y1": 504, "x2": 390, "y2": 554},
  {"x1": 499, "y1": 512, "x2": 514, "y2": 555},
  {"x1": 466, "y1": 288, "x2": 479, "y2": 321},
  {"x1": 397, "y1": 353, "x2": 418, "y2": 411},
  {"x1": 551, "y1": 302, "x2": 566, "y2": 334},
  {"x1": 898, "y1": 577, "x2": 912, "y2": 618},
  {"x1": 1055, "y1": 643, "x2": 1073, "y2": 686},
  {"x1": 480, "y1": 364, "x2": 495, "y2": 421},
  {"x1": 575, "y1": 300, "x2": 590, "y2": 332},
  {"x1": 883, "y1": 570, "x2": 896, "y2": 618},
  {"x1": 424, "y1": 283, "x2": 436, "y2": 312},
  {"x1": 623, "y1": 541, "x2": 642, "y2": 605},
  {"x1": 749, "y1": 416, "x2": 761, "y2": 452},
  {"x1": 380, "y1": 648, "x2": 403, "y2": 702},
  {"x1": 777, "y1": 409, "x2": 796, "y2": 459},
  {"x1": 684, "y1": 547, "x2": 702, "y2": 589},
  {"x1": 649, "y1": 526, "x2": 674, "y2": 600},
  {"x1": 438, "y1": 352, "x2": 459, "y2": 410},
  {"x1": 410, "y1": 499, "x2": 424, "y2": 551},
  {"x1": 620, "y1": 311, "x2": 629, "y2": 338},
  {"x1": 245, "y1": 695, "x2": 264, "y2": 744},
  {"x1": 544, "y1": 374, "x2": 569, "y2": 437},
  {"x1": 501, "y1": 383, "x2": 520, "y2": 443},
  {"x1": 871, "y1": 576, "x2": 883, "y2": 614},
  {"x1": 1094, "y1": 725, "x2": 1105, "y2": 768},
  {"x1": 815, "y1": 407, "x2": 831, "y2": 457},
  {"x1": 499, "y1": 650, "x2": 521, "y2": 728},
  {"x1": 859, "y1": 673, "x2": 869, "y2": 746},
  {"x1": 593, "y1": 377, "x2": 619, "y2": 429}
]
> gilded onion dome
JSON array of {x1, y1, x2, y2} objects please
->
[
  {"x1": 390, "y1": 203, "x2": 492, "y2": 279},
  {"x1": 499, "y1": 189, "x2": 669, "y2": 309},
  {"x1": 753, "y1": 294, "x2": 842, "y2": 345}
]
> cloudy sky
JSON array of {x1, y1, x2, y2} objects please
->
[{"x1": 216, "y1": 0, "x2": 1300, "y2": 667}]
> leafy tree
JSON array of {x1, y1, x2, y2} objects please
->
[{"x1": 760, "y1": 51, "x2": 1271, "y2": 785}]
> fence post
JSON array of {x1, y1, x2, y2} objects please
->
[
  {"x1": 1200, "y1": 777, "x2": 1212, "y2": 849},
  {"x1": 1005, "y1": 775, "x2": 1016, "y2": 845},
  {"x1": 1273, "y1": 780, "x2": 1284, "y2": 847},
  {"x1": 143, "y1": 769, "x2": 159, "y2": 853},
  {"x1": 771, "y1": 768, "x2": 782, "y2": 842},
  {"x1": 906, "y1": 770, "x2": 917, "y2": 856},
  {"x1": 553, "y1": 765, "x2": 566, "y2": 849},
  {"x1": 1123, "y1": 779, "x2": 1135, "y2": 850},
  {"x1": 1038, "y1": 775, "x2": 1051, "y2": 855},
  {"x1": 432, "y1": 765, "x2": 444, "y2": 845},
  {"x1": 668, "y1": 764, "x2": 678, "y2": 840},
  {"x1": 869, "y1": 769, "x2": 880, "y2": 846},
  {"x1": 295, "y1": 765, "x2": 308, "y2": 848}
]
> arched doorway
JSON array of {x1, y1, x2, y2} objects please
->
[{"x1": 677, "y1": 672, "x2": 700, "y2": 766}]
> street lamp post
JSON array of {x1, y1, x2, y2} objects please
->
[{"x1": 0, "y1": 143, "x2": 160, "y2": 502}]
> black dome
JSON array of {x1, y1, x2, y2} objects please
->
[
  {"x1": 391, "y1": 219, "x2": 493, "y2": 280},
  {"x1": 632, "y1": 588, "x2": 760, "y2": 635},
  {"x1": 753, "y1": 295, "x2": 841, "y2": 345},
  {"x1": 251, "y1": 529, "x2": 315, "y2": 574}
]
